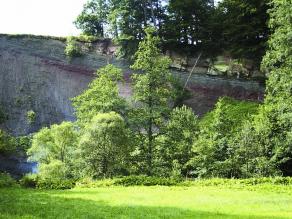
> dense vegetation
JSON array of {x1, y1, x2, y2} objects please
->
[
  {"x1": 0, "y1": 0, "x2": 291, "y2": 195},
  {"x1": 75, "y1": 0, "x2": 270, "y2": 66},
  {"x1": 24, "y1": 0, "x2": 292, "y2": 185}
]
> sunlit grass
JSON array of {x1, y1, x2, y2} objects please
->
[{"x1": 1, "y1": 185, "x2": 292, "y2": 219}]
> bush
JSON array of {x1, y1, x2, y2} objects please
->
[
  {"x1": 65, "y1": 36, "x2": 82, "y2": 58},
  {"x1": 20, "y1": 172, "x2": 76, "y2": 190},
  {"x1": 26, "y1": 110, "x2": 36, "y2": 124},
  {"x1": 114, "y1": 176, "x2": 182, "y2": 187},
  {"x1": 38, "y1": 160, "x2": 67, "y2": 180},
  {"x1": 76, "y1": 177, "x2": 115, "y2": 188},
  {"x1": 181, "y1": 177, "x2": 292, "y2": 187},
  {"x1": 0, "y1": 130, "x2": 16, "y2": 154},
  {"x1": 35, "y1": 161, "x2": 75, "y2": 189},
  {"x1": 75, "y1": 176, "x2": 182, "y2": 188},
  {"x1": 19, "y1": 174, "x2": 39, "y2": 188},
  {"x1": 37, "y1": 178, "x2": 75, "y2": 190},
  {"x1": 0, "y1": 172, "x2": 16, "y2": 188},
  {"x1": 76, "y1": 34, "x2": 100, "y2": 43}
]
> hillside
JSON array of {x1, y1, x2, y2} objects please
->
[{"x1": 0, "y1": 34, "x2": 264, "y2": 135}]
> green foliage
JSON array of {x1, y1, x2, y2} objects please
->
[
  {"x1": 19, "y1": 174, "x2": 39, "y2": 188},
  {"x1": 0, "y1": 130, "x2": 16, "y2": 154},
  {"x1": 214, "y1": 0, "x2": 270, "y2": 66},
  {"x1": 199, "y1": 97, "x2": 259, "y2": 133},
  {"x1": 114, "y1": 175, "x2": 181, "y2": 186},
  {"x1": 26, "y1": 110, "x2": 36, "y2": 124},
  {"x1": 20, "y1": 167, "x2": 75, "y2": 190},
  {"x1": 245, "y1": 0, "x2": 292, "y2": 176},
  {"x1": 0, "y1": 173, "x2": 16, "y2": 188},
  {"x1": 64, "y1": 36, "x2": 82, "y2": 58},
  {"x1": 129, "y1": 27, "x2": 174, "y2": 175},
  {"x1": 183, "y1": 177, "x2": 292, "y2": 187},
  {"x1": 72, "y1": 64, "x2": 126, "y2": 124},
  {"x1": 164, "y1": 0, "x2": 213, "y2": 49},
  {"x1": 14, "y1": 135, "x2": 32, "y2": 152},
  {"x1": 158, "y1": 106, "x2": 198, "y2": 177},
  {"x1": 76, "y1": 34, "x2": 100, "y2": 43},
  {"x1": 74, "y1": 0, "x2": 109, "y2": 37},
  {"x1": 192, "y1": 97, "x2": 259, "y2": 178},
  {"x1": 76, "y1": 176, "x2": 292, "y2": 188},
  {"x1": 36, "y1": 178, "x2": 75, "y2": 190},
  {"x1": 79, "y1": 112, "x2": 130, "y2": 178},
  {"x1": 28, "y1": 122, "x2": 78, "y2": 182},
  {"x1": 1, "y1": 33, "x2": 66, "y2": 41},
  {"x1": 0, "y1": 106, "x2": 7, "y2": 124},
  {"x1": 38, "y1": 160, "x2": 67, "y2": 180},
  {"x1": 29, "y1": 161, "x2": 76, "y2": 190},
  {"x1": 74, "y1": 0, "x2": 269, "y2": 62},
  {"x1": 76, "y1": 176, "x2": 181, "y2": 187}
]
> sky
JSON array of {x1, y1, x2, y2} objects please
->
[
  {"x1": 0, "y1": 0, "x2": 87, "y2": 36},
  {"x1": 0, "y1": 0, "x2": 222, "y2": 37}
]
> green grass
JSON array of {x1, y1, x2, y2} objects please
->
[{"x1": 1, "y1": 185, "x2": 292, "y2": 219}]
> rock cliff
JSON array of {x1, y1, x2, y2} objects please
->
[{"x1": 0, "y1": 34, "x2": 264, "y2": 135}]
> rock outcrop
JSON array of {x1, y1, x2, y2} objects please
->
[{"x1": 0, "y1": 34, "x2": 265, "y2": 135}]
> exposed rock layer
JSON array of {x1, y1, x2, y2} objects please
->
[{"x1": 0, "y1": 35, "x2": 264, "y2": 135}]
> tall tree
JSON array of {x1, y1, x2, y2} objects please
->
[
  {"x1": 216, "y1": 0, "x2": 270, "y2": 66},
  {"x1": 79, "y1": 112, "x2": 130, "y2": 178},
  {"x1": 28, "y1": 122, "x2": 78, "y2": 165},
  {"x1": 72, "y1": 65, "x2": 126, "y2": 125},
  {"x1": 158, "y1": 106, "x2": 198, "y2": 177},
  {"x1": 74, "y1": 0, "x2": 109, "y2": 37},
  {"x1": 163, "y1": 0, "x2": 213, "y2": 49},
  {"x1": 256, "y1": 0, "x2": 292, "y2": 175},
  {"x1": 130, "y1": 27, "x2": 174, "y2": 175}
]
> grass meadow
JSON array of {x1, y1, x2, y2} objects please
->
[{"x1": 1, "y1": 184, "x2": 292, "y2": 219}]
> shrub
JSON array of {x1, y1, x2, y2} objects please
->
[
  {"x1": 65, "y1": 36, "x2": 82, "y2": 58},
  {"x1": 38, "y1": 160, "x2": 67, "y2": 180},
  {"x1": 36, "y1": 178, "x2": 75, "y2": 190},
  {"x1": 76, "y1": 177, "x2": 115, "y2": 188},
  {"x1": 19, "y1": 174, "x2": 39, "y2": 188},
  {"x1": 0, "y1": 172, "x2": 16, "y2": 188},
  {"x1": 14, "y1": 135, "x2": 32, "y2": 152},
  {"x1": 76, "y1": 34, "x2": 99, "y2": 43},
  {"x1": 75, "y1": 176, "x2": 183, "y2": 188},
  {"x1": 114, "y1": 176, "x2": 182, "y2": 187},
  {"x1": 181, "y1": 177, "x2": 292, "y2": 187},
  {"x1": 26, "y1": 110, "x2": 36, "y2": 124},
  {"x1": 0, "y1": 130, "x2": 16, "y2": 154}
]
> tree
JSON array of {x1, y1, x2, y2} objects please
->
[
  {"x1": 75, "y1": 0, "x2": 167, "y2": 59},
  {"x1": 130, "y1": 27, "x2": 174, "y2": 175},
  {"x1": 158, "y1": 105, "x2": 198, "y2": 177},
  {"x1": 164, "y1": 0, "x2": 213, "y2": 48},
  {"x1": 192, "y1": 98, "x2": 232, "y2": 177},
  {"x1": 215, "y1": 0, "x2": 270, "y2": 67},
  {"x1": 232, "y1": 119, "x2": 279, "y2": 177},
  {"x1": 254, "y1": 0, "x2": 292, "y2": 176},
  {"x1": 79, "y1": 112, "x2": 130, "y2": 178},
  {"x1": 72, "y1": 64, "x2": 126, "y2": 125},
  {"x1": 74, "y1": 0, "x2": 109, "y2": 37},
  {"x1": 28, "y1": 122, "x2": 78, "y2": 165},
  {"x1": 192, "y1": 97, "x2": 259, "y2": 177}
]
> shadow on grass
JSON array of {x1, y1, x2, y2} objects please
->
[{"x1": 0, "y1": 188, "x2": 289, "y2": 219}]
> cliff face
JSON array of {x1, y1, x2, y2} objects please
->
[{"x1": 0, "y1": 35, "x2": 264, "y2": 135}]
